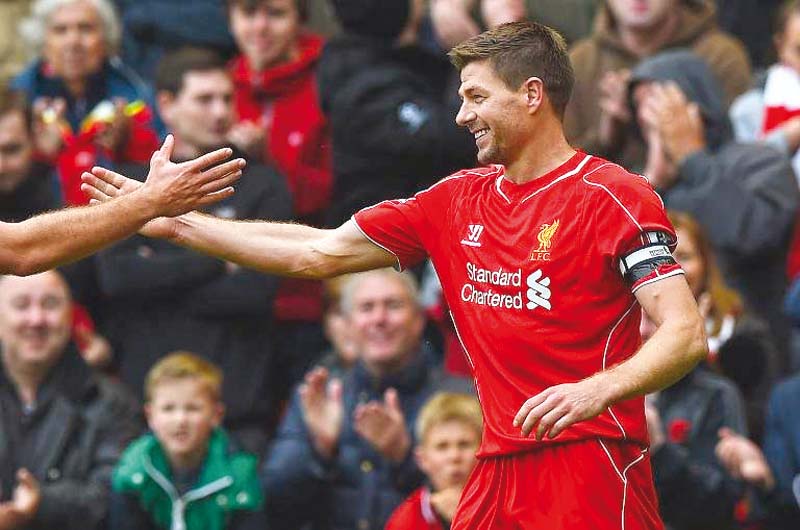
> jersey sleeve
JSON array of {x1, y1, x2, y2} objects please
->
[
  {"x1": 352, "y1": 174, "x2": 461, "y2": 271},
  {"x1": 591, "y1": 170, "x2": 683, "y2": 292}
]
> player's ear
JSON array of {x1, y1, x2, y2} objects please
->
[{"x1": 522, "y1": 77, "x2": 544, "y2": 114}]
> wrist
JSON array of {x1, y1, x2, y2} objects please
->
[
  {"x1": 386, "y1": 433, "x2": 412, "y2": 464},
  {"x1": 127, "y1": 185, "x2": 162, "y2": 221}
]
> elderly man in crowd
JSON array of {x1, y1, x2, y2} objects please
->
[{"x1": 262, "y1": 269, "x2": 472, "y2": 530}]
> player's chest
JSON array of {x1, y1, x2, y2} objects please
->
[{"x1": 437, "y1": 194, "x2": 594, "y2": 312}]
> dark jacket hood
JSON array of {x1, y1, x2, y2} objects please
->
[{"x1": 630, "y1": 49, "x2": 731, "y2": 150}]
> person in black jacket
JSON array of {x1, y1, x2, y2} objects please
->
[
  {"x1": 319, "y1": 0, "x2": 476, "y2": 226},
  {"x1": 0, "y1": 270, "x2": 141, "y2": 530},
  {"x1": 94, "y1": 48, "x2": 293, "y2": 454}
]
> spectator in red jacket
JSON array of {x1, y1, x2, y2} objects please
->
[
  {"x1": 386, "y1": 393, "x2": 482, "y2": 530},
  {"x1": 227, "y1": 0, "x2": 333, "y2": 397},
  {"x1": 227, "y1": 0, "x2": 331, "y2": 222}
]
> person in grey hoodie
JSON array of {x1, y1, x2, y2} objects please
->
[{"x1": 628, "y1": 49, "x2": 800, "y2": 376}]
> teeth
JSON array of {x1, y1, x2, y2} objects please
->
[{"x1": 474, "y1": 129, "x2": 488, "y2": 139}]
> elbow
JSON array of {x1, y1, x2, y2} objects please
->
[{"x1": 685, "y1": 312, "x2": 709, "y2": 367}]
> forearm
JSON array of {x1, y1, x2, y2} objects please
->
[
  {"x1": 2, "y1": 190, "x2": 156, "y2": 276},
  {"x1": 171, "y1": 213, "x2": 391, "y2": 279},
  {"x1": 592, "y1": 313, "x2": 706, "y2": 406}
]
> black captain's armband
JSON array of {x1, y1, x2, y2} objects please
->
[{"x1": 618, "y1": 231, "x2": 678, "y2": 285}]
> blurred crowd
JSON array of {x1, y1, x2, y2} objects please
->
[{"x1": 0, "y1": 0, "x2": 799, "y2": 529}]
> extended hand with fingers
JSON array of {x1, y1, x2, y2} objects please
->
[
  {"x1": 299, "y1": 367, "x2": 345, "y2": 460},
  {"x1": 513, "y1": 378, "x2": 608, "y2": 440},
  {"x1": 81, "y1": 134, "x2": 244, "y2": 218}
]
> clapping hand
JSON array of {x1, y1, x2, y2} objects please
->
[{"x1": 354, "y1": 388, "x2": 412, "y2": 463}]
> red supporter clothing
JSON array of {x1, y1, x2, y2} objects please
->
[
  {"x1": 353, "y1": 152, "x2": 682, "y2": 457},
  {"x1": 231, "y1": 33, "x2": 332, "y2": 219},
  {"x1": 231, "y1": 33, "x2": 331, "y2": 323},
  {"x1": 386, "y1": 488, "x2": 446, "y2": 530}
]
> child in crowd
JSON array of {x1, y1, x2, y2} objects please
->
[
  {"x1": 110, "y1": 352, "x2": 265, "y2": 530},
  {"x1": 386, "y1": 393, "x2": 482, "y2": 530}
]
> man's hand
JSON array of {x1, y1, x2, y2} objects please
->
[
  {"x1": 430, "y1": 486, "x2": 463, "y2": 522},
  {"x1": 0, "y1": 469, "x2": 41, "y2": 530},
  {"x1": 430, "y1": 0, "x2": 481, "y2": 49},
  {"x1": 227, "y1": 121, "x2": 265, "y2": 161},
  {"x1": 83, "y1": 135, "x2": 244, "y2": 218},
  {"x1": 95, "y1": 98, "x2": 132, "y2": 154},
  {"x1": 32, "y1": 97, "x2": 66, "y2": 159},
  {"x1": 715, "y1": 427, "x2": 775, "y2": 491},
  {"x1": 513, "y1": 377, "x2": 609, "y2": 440},
  {"x1": 480, "y1": 0, "x2": 525, "y2": 28},
  {"x1": 597, "y1": 69, "x2": 632, "y2": 151},
  {"x1": 137, "y1": 135, "x2": 244, "y2": 217},
  {"x1": 75, "y1": 326, "x2": 113, "y2": 369},
  {"x1": 299, "y1": 367, "x2": 344, "y2": 460},
  {"x1": 646, "y1": 82, "x2": 706, "y2": 165},
  {"x1": 354, "y1": 388, "x2": 411, "y2": 463}
]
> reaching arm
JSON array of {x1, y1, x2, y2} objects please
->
[
  {"x1": 170, "y1": 214, "x2": 395, "y2": 279},
  {"x1": 0, "y1": 136, "x2": 242, "y2": 276},
  {"x1": 515, "y1": 275, "x2": 708, "y2": 439},
  {"x1": 0, "y1": 194, "x2": 158, "y2": 276},
  {"x1": 82, "y1": 164, "x2": 397, "y2": 279}
]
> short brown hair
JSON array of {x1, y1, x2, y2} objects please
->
[
  {"x1": 226, "y1": 0, "x2": 309, "y2": 22},
  {"x1": 415, "y1": 393, "x2": 482, "y2": 443},
  {"x1": 448, "y1": 21, "x2": 574, "y2": 118},
  {"x1": 155, "y1": 47, "x2": 228, "y2": 96},
  {"x1": 144, "y1": 351, "x2": 223, "y2": 402},
  {"x1": 0, "y1": 86, "x2": 32, "y2": 133}
]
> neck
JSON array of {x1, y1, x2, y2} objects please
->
[
  {"x1": 503, "y1": 120, "x2": 576, "y2": 184},
  {"x1": 618, "y1": 13, "x2": 680, "y2": 57},
  {"x1": 169, "y1": 443, "x2": 209, "y2": 472},
  {"x1": 2, "y1": 355, "x2": 47, "y2": 407},
  {"x1": 247, "y1": 43, "x2": 302, "y2": 73}
]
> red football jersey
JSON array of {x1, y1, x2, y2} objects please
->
[{"x1": 353, "y1": 152, "x2": 682, "y2": 456}]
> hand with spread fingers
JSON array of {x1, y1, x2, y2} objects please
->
[
  {"x1": 81, "y1": 134, "x2": 244, "y2": 218},
  {"x1": 354, "y1": 388, "x2": 412, "y2": 463},
  {"x1": 513, "y1": 377, "x2": 609, "y2": 440},
  {"x1": 299, "y1": 367, "x2": 345, "y2": 460}
]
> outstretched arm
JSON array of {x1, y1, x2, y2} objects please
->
[
  {"x1": 82, "y1": 166, "x2": 397, "y2": 279},
  {"x1": 514, "y1": 275, "x2": 707, "y2": 439},
  {"x1": 0, "y1": 136, "x2": 242, "y2": 276}
]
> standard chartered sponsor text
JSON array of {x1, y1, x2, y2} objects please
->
[{"x1": 462, "y1": 262, "x2": 524, "y2": 309}]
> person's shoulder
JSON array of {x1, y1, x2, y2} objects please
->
[
  {"x1": 416, "y1": 165, "x2": 502, "y2": 197},
  {"x1": 579, "y1": 155, "x2": 652, "y2": 193}
]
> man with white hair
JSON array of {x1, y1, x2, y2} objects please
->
[{"x1": 12, "y1": 0, "x2": 162, "y2": 205}]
